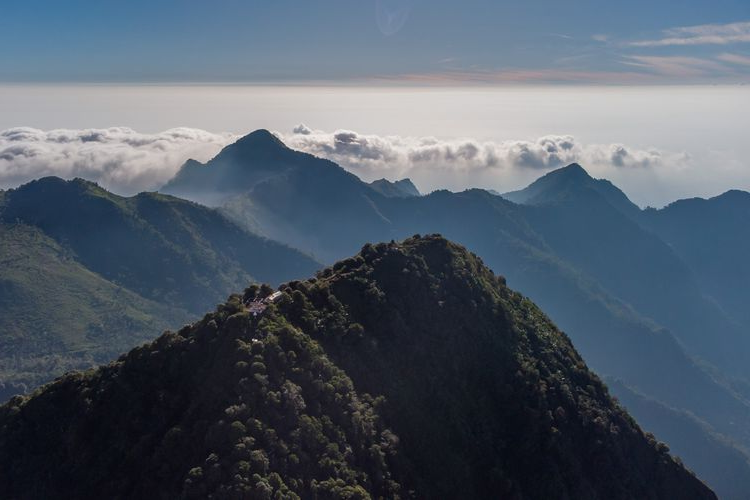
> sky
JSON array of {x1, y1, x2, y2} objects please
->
[
  {"x1": 0, "y1": 1, "x2": 749, "y2": 207},
  {"x1": 1, "y1": 0, "x2": 749, "y2": 83}
]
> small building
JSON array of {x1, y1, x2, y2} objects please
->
[{"x1": 247, "y1": 300, "x2": 267, "y2": 317}]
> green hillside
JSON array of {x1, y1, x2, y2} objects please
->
[
  {"x1": 0, "y1": 178, "x2": 321, "y2": 398},
  {"x1": 1, "y1": 177, "x2": 321, "y2": 313},
  {"x1": 0, "y1": 223, "x2": 182, "y2": 396}
]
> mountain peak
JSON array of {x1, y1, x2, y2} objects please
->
[
  {"x1": 209, "y1": 129, "x2": 291, "y2": 166},
  {"x1": 714, "y1": 189, "x2": 750, "y2": 203},
  {"x1": 546, "y1": 162, "x2": 591, "y2": 181},
  {"x1": 10, "y1": 176, "x2": 109, "y2": 199},
  {"x1": 234, "y1": 129, "x2": 288, "y2": 150},
  {"x1": 502, "y1": 163, "x2": 594, "y2": 205},
  {"x1": 161, "y1": 130, "x2": 298, "y2": 202},
  {"x1": 368, "y1": 177, "x2": 421, "y2": 197},
  {"x1": 502, "y1": 163, "x2": 641, "y2": 217}
]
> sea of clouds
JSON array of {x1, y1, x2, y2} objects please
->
[{"x1": 0, "y1": 124, "x2": 688, "y2": 198}]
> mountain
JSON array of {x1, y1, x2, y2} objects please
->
[
  {"x1": 609, "y1": 379, "x2": 750, "y2": 500},
  {"x1": 505, "y1": 167, "x2": 750, "y2": 380},
  {"x1": 0, "y1": 223, "x2": 181, "y2": 395},
  {"x1": 642, "y1": 190, "x2": 750, "y2": 329},
  {"x1": 368, "y1": 178, "x2": 421, "y2": 198},
  {"x1": 502, "y1": 163, "x2": 642, "y2": 220},
  {"x1": 2, "y1": 176, "x2": 320, "y2": 313},
  {"x1": 0, "y1": 236, "x2": 715, "y2": 499},
  {"x1": 164, "y1": 130, "x2": 395, "y2": 261},
  {"x1": 0, "y1": 177, "x2": 321, "y2": 397},
  {"x1": 159, "y1": 132, "x2": 750, "y2": 474},
  {"x1": 162, "y1": 130, "x2": 300, "y2": 204}
]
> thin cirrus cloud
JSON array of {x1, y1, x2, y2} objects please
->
[
  {"x1": 375, "y1": 68, "x2": 654, "y2": 85},
  {"x1": 628, "y1": 21, "x2": 750, "y2": 47},
  {"x1": 717, "y1": 52, "x2": 750, "y2": 66},
  {"x1": 622, "y1": 55, "x2": 729, "y2": 77},
  {"x1": 0, "y1": 125, "x2": 686, "y2": 197}
]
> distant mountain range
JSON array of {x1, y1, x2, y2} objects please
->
[
  {"x1": 0, "y1": 176, "x2": 320, "y2": 396},
  {"x1": 156, "y1": 130, "x2": 750, "y2": 498},
  {"x1": 0, "y1": 236, "x2": 716, "y2": 499}
]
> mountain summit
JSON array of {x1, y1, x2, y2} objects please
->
[
  {"x1": 503, "y1": 163, "x2": 641, "y2": 218},
  {"x1": 162, "y1": 130, "x2": 303, "y2": 203},
  {"x1": 0, "y1": 235, "x2": 715, "y2": 499},
  {"x1": 368, "y1": 178, "x2": 421, "y2": 198}
]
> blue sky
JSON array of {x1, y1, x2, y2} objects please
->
[{"x1": 2, "y1": 0, "x2": 749, "y2": 83}]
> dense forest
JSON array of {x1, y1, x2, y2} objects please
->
[{"x1": 0, "y1": 236, "x2": 715, "y2": 499}]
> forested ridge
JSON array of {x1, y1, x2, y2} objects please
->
[{"x1": 0, "y1": 235, "x2": 715, "y2": 499}]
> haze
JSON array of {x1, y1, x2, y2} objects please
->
[{"x1": 1, "y1": 83, "x2": 748, "y2": 207}]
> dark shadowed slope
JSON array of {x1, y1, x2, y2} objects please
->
[
  {"x1": 609, "y1": 379, "x2": 750, "y2": 500},
  {"x1": 0, "y1": 236, "x2": 715, "y2": 499},
  {"x1": 642, "y1": 190, "x2": 750, "y2": 329},
  {"x1": 507, "y1": 167, "x2": 750, "y2": 380}
]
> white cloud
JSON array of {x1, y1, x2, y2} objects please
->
[
  {"x1": 629, "y1": 21, "x2": 750, "y2": 47},
  {"x1": 281, "y1": 126, "x2": 686, "y2": 193},
  {"x1": 292, "y1": 123, "x2": 313, "y2": 135},
  {"x1": 0, "y1": 127, "x2": 236, "y2": 195},
  {"x1": 0, "y1": 125, "x2": 689, "y2": 200}
]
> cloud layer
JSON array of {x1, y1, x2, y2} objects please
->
[
  {"x1": 0, "y1": 125, "x2": 688, "y2": 200},
  {"x1": 0, "y1": 127, "x2": 235, "y2": 195},
  {"x1": 283, "y1": 125, "x2": 682, "y2": 191}
]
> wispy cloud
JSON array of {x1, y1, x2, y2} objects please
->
[
  {"x1": 629, "y1": 21, "x2": 750, "y2": 47},
  {"x1": 717, "y1": 53, "x2": 750, "y2": 66},
  {"x1": 374, "y1": 68, "x2": 654, "y2": 85},
  {"x1": 622, "y1": 55, "x2": 728, "y2": 77}
]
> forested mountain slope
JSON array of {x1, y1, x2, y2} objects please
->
[{"x1": 0, "y1": 236, "x2": 715, "y2": 499}]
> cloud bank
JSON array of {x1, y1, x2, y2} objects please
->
[
  {"x1": 282, "y1": 125, "x2": 683, "y2": 192},
  {"x1": 0, "y1": 125, "x2": 688, "y2": 200},
  {"x1": 0, "y1": 127, "x2": 236, "y2": 195}
]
